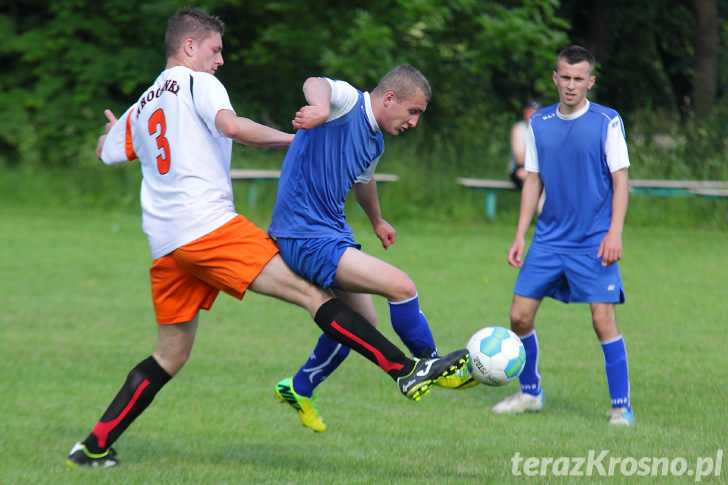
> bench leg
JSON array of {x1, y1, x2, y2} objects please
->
[
  {"x1": 248, "y1": 182, "x2": 257, "y2": 209},
  {"x1": 485, "y1": 191, "x2": 497, "y2": 220}
]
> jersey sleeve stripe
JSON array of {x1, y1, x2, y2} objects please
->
[{"x1": 124, "y1": 110, "x2": 137, "y2": 160}]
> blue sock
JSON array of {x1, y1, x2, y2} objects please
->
[
  {"x1": 518, "y1": 330, "x2": 541, "y2": 396},
  {"x1": 291, "y1": 333, "x2": 351, "y2": 398},
  {"x1": 601, "y1": 335, "x2": 631, "y2": 411},
  {"x1": 388, "y1": 294, "x2": 437, "y2": 358}
]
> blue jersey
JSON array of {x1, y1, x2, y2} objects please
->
[
  {"x1": 529, "y1": 101, "x2": 628, "y2": 252},
  {"x1": 269, "y1": 90, "x2": 384, "y2": 239}
]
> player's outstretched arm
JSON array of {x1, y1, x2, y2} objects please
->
[{"x1": 215, "y1": 109, "x2": 294, "y2": 148}]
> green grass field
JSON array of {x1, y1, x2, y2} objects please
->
[{"x1": 1, "y1": 205, "x2": 726, "y2": 484}]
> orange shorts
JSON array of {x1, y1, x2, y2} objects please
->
[{"x1": 150, "y1": 215, "x2": 279, "y2": 325}]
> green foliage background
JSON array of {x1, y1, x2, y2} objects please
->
[{"x1": 1, "y1": 0, "x2": 727, "y2": 224}]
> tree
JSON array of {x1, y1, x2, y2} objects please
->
[
  {"x1": 2, "y1": 0, "x2": 724, "y2": 170},
  {"x1": 560, "y1": 0, "x2": 725, "y2": 119},
  {"x1": 0, "y1": 0, "x2": 168, "y2": 167},
  {"x1": 691, "y1": 0, "x2": 720, "y2": 117},
  {"x1": 232, "y1": 0, "x2": 569, "y2": 165}
]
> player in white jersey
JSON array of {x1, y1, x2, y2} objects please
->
[
  {"x1": 66, "y1": 8, "x2": 468, "y2": 468},
  {"x1": 492, "y1": 45, "x2": 634, "y2": 426}
]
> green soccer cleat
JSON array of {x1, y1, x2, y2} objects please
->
[
  {"x1": 398, "y1": 349, "x2": 469, "y2": 401},
  {"x1": 66, "y1": 442, "x2": 119, "y2": 468},
  {"x1": 436, "y1": 355, "x2": 480, "y2": 390},
  {"x1": 275, "y1": 377, "x2": 326, "y2": 432}
]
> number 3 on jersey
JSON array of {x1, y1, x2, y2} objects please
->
[{"x1": 148, "y1": 108, "x2": 171, "y2": 174}]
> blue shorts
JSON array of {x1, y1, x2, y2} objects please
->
[
  {"x1": 275, "y1": 236, "x2": 361, "y2": 288},
  {"x1": 514, "y1": 245, "x2": 625, "y2": 304}
]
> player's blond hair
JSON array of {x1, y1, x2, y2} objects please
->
[
  {"x1": 372, "y1": 64, "x2": 432, "y2": 103},
  {"x1": 164, "y1": 8, "x2": 225, "y2": 58}
]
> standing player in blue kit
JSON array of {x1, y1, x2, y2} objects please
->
[{"x1": 492, "y1": 45, "x2": 634, "y2": 426}]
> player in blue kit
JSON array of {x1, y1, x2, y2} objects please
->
[
  {"x1": 492, "y1": 45, "x2": 634, "y2": 425},
  {"x1": 269, "y1": 65, "x2": 475, "y2": 432}
]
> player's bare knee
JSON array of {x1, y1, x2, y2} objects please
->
[
  {"x1": 387, "y1": 275, "x2": 417, "y2": 302},
  {"x1": 593, "y1": 318, "x2": 619, "y2": 341},
  {"x1": 279, "y1": 277, "x2": 330, "y2": 317},
  {"x1": 509, "y1": 309, "x2": 534, "y2": 336},
  {"x1": 153, "y1": 350, "x2": 190, "y2": 377},
  {"x1": 309, "y1": 287, "x2": 336, "y2": 315},
  {"x1": 591, "y1": 304, "x2": 617, "y2": 339}
]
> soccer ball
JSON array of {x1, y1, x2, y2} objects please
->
[{"x1": 466, "y1": 326, "x2": 526, "y2": 386}]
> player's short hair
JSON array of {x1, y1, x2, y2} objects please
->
[
  {"x1": 372, "y1": 64, "x2": 432, "y2": 103},
  {"x1": 556, "y1": 45, "x2": 596, "y2": 74},
  {"x1": 165, "y1": 8, "x2": 225, "y2": 58}
]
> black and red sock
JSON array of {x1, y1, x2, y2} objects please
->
[
  {"x1": 83, "y1": 356, "x2": 171, "y2": 453},
  {"x1": 313, "y1": 298, "x2": 415, "y2": 379}
]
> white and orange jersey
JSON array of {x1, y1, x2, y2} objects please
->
[{"x1": 101, "y1": 66, "x2": 237, "y2": 258}]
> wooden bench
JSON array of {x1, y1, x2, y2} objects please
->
[
  {"x1": 230, "y1": 169, "x2": 399, "y2": 209},
  {"x1": 687, "y1": 188, "x2": 728, "y2": 199},
  {"x1": 629, "y1": 179, "x2": 728, "y2": 197},
  {"x1": 230, "y1": 169, "x2": 281, "y2": 209},
  {"x1": 456, "y1": 177, "x2": 519, "y2": 220},
  {"x1": 457, "y1": 177, "x2": 728, "y2": 220}
]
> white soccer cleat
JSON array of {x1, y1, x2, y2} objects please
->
[
  {"x1": 607, "y1": 406, "x2": 634, "y2": 426},
  {"x1": 491, "y1": 390, "x2": 544, "y2": 414}
]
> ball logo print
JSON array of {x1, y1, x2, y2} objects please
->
[{"x1": 466, "y1": 326, "x2": 526, "y2": 386}]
